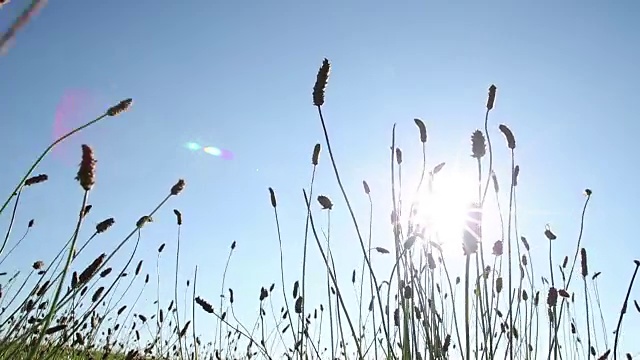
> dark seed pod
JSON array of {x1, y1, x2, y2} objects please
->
[
  {"x1": 487, "y1": 85, "x2": 497, "y2": 110},
  {"x1": 498, "y1": 124, "x2": 516, "y2": 149},
  {"x1": 362, "y1": 180, "x2": 370, "y2": 195},
  {"x1": 471, "y1": 130, "x2": 486, "y2": 159},
  {"x1": 312, "y1": 144, "x2": 321, "y2": 165},
  {"x1": 107, "y1": 98, "x2": 133, "y2": 116},
  {"x1": 268, "y1": 188, "x2": 277, "y2": 208},
  {"x1": 313, "y1": 58, "x2": 330, "y2": 106},
  {"x1": 580, "y1": 248, "x2": 588, "y2": 277},
  {"x1": 414, "y1": 118, "x2": 427, "y2": 143},
  {"x1": 317, "y1": 195, "x2": 333, "y2": 210},
  {"x1": 294, "y1": 297, "x2": 303, "y2": 314},
  {"x1": 173, "y1": 209, "x2": 182, "y2": 225},
  {"x1": 544, "y1": 225, "x2": 557, "y2": 240},
  {"x1": 170, "y1": 179, "x2": 186, "y2": 196}
]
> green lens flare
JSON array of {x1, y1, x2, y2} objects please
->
[{"x1": 185, "y1": 142, "x2": 201, "y2": 151}]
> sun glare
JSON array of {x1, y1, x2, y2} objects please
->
[{"x1": 410, "y1": 167, "x2": 496, "y2": 254}]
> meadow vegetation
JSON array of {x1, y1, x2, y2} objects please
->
[{"x1": 1, "y1": 6, "x2": 639, "y2": 359}]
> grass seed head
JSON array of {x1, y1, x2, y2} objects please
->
[
  {"x1": 427, "y1": 253, "x2": 436, "y2": 269},
  {"x1": 471, "y1": 130, "x2": 486, "y2": 159},
  {"x1": 294, "y1": 297, "x2": 303, "y2": 314},
  {"x1": 317, "y1": 195, "x2": 333, "y2": 210},
  {"x1": 100, "y1": 268, "x2": 112, "y2": 278},
  {"x1": 491, "y1": 171, "x2": 499, "y2": 193},
  {"x1": 414, "y1": 118, "x2": 427, "y2": 143},
  {"x1": 580, "y1": 248, "x2": 588, "y2": 277},
  {"x1": 313, "y1": 58, "x2": 330, "y2": 106},
  {"x1": 547, "y1": 287, "x2": 558, "y2": 307},
  {"x1": 79, "y1": 253, "x2": 106, "y2": 285},
  {"x1": 82, "y1": 204, "x2": 92, "y2": 217},
  {"x1": 75, "y1": 144, "x2": 96, "y2": 191},
  {"x1": 136, "y1": 215, "x2": 152, "y2": 228},
  {"x1": 24, "y1": 174, "x2": 48, "y2": 187},
  {"x1": 395, "y1": 148, "x2": 403, "y2": 164},
  {"x1": 442, "y1": 334, "x2": 451, "y2": 353},
  {"x1": 179, "y1": 321, "x2": 191, "y2": 338},
  {"x1": 96, "y1": 218, "x2": 115, "y2": 233},
  {"x1": 492, "y1": 241, "x2": 503, "y2": 256},
  {"x1": 195, "y1": 297, "x2": 213, "y2": 313},
  {"x1": 363, "y1": 180, "x2": 370, "y2": 195},
  {"x1": 170, "y1": 179, "x2": 186, "y2": 196},
  {"x1": 173, "y1": 209, "x2": 182, "y2": 225},
  {"x1": 106, "y1": 98, "x2": 133, "y2": 116},
  {"x1": 312, "y1": 143, "x2": 321, "y2": 165},
  {"x1": 45, "y1": 324, "x2": 66, "y2": 335},
  {"x1": 135, "y1": 260, "x2": 143, "y2": 276},
  {"x1": 499, "y1": 124, "x2": 516, "y2": 149},
  {"x1": 268, "y1": 187, "x2": 277, "y2": 208},
  {"x1": 92, "y1": 287, "x2": 104, "y2": 302},
  {"x1": 544, "y1": 225, "x2": 557, "y2": 240},
  {"x1": 487, "y1": 84, "x2": 497, "y2": 110}
]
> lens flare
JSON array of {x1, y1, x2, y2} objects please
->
[
  {"x1": 52, "y1": 89, "x2": 101, "y2": 166},
  {"x1": 184, "y1": 142, "x2": 233, "y2": 160},
  {"x1": 203, "y1": 146, "x2": 222, "y2": 156},
  {"x1": 185, "y1": 142, "x2": 201, "y2": 151}
]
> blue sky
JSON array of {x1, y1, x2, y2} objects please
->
[{"x1": 1, "y1": 0, "x2": 639, "y2": 357}]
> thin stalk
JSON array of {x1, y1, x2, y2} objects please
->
[
  {"x1": 0, "y1": 190, "x2": 21, "y2": 258},
  {"x1": 174, "y1": 220, "x2": 184, "y2": 360},
  {"x1": 25, "y1": 191, "x2": 89, "y2": 360},
  {"x1": 612, "y1": 260, "x2": 640, "y2": 360},
  {"x1": 304, "y1": 189, "x2": 364, "y2": 359},
  {"x1": 364, "y1": 193, "x2": 378, "y2": 360},
  {"x1": 271, "y1": 204, "x2": 299, "y2": 352},
  {"x1": 300, "y1": 164, "x2": 317, "y2": 360},
  {"x1": 321, "y1": 219, "x2": 336, "y2": 358},
  {"x1": 547, "y1": 193, "x2": 592, "y2": 357},
  {"x1": 217, "y1": 244, "x2": 234, "y2": 349},
  {"x1": 315, "y1": 105, "x2": 392, "y2": 355},
  {"x1": 506, "y1": 149, "x2": 516, "y2": 360},
  {"x1": 583, "y1": 275, "x2": 591, "y2": 360},
  {"x1": 464, "y1": 254, "x2": 471, "y2": 360},
  {"x1": 193, "y1": 266, "x2": 199, "y2": 360}
]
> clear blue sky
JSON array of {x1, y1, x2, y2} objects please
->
[{"x1": 1, "y1": 0, "x2": 639, "y2": 357}]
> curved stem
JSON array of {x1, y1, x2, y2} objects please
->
[
  {"x1": 0, "y1": 114, "x2": 107, "y2": 217},
  {"x1": 0, "y1": 190, "x2": 21, "y2": 258}
]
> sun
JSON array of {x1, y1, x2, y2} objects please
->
[{"x1": 411, "y1": 167, "x2": 481, "y2": 252}]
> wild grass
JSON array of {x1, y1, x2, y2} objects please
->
[{"x1": 1, "y1": 48, "x2": 639, "y2": 360}]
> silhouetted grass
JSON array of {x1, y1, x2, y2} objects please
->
[{"x1": 1, "y1": 53, "x2": 639, "y2": 360}]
